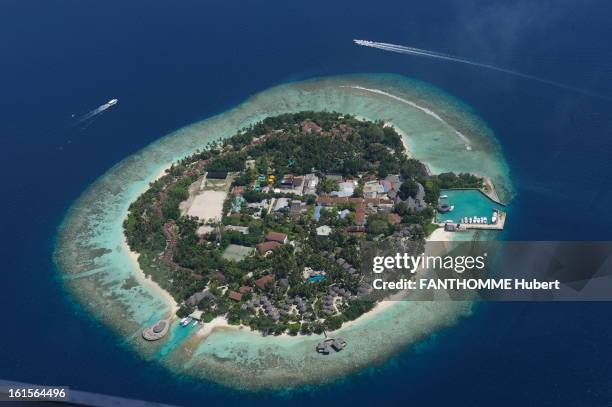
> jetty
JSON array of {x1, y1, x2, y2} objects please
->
[
  {"x1": 437, "y1": 209, "x2": 506, "y2": 231},
  {"x1": 142, "y1": 319, "x2": 170, "y2": 341}
]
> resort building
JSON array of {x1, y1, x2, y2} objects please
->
[
  {"x1": 302, "y1": 173, "x2": 319, "y2": 195},
  {"x1": 225, "y1": 225, "x2": 249, "y2": 234},
  {"x1": 255, "y1": 274, "x2": 275, "y2": 290},
  {"x1": 273, "y1": 197, "x2": 290, "y2": 211},
  {"x1": 142, "y1": 319, "x2": 169, "y2": 341},
  {"x1": 265, "y1": 231, "x2": 288, "y2": 244},
  {"x1": 355, "y1": 202, "x2": 366, "y2": 225},
  {"x1": 228, "y1": 291, "x2": 243, "y2": 301},
  {"x1": 402, "y1": 182, "x2": 427, "y2": 211},
  {"x1": 363, "y1": 180, "x2": 385, "y2": 198},
  {"x1": 206, "y1": 171, "x2": 228, "y2": 180},
  {"x1": 289, "y1": 200, "x2": 307, "y2": 216},
  {"x1": 301, "y1": 120, "x2": 322, "y2": 133},
  {"x1": 331, "y1": 180, "x2": 356, "y2": 197},
  {"x1": 444, "y1": 223, "x2": 458, "y2": 232},
  {"x1": 256, "y1": 241, "x2": 282, "y2": 255},
  {"x1": 185, "y1": 290, "x2": 215, "y2": 307},
  {"x1": 316, "y1": 225, "x2": 332, "y2": 236}
]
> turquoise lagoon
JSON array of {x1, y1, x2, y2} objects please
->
[
  {"x1": 436, "y1": 189, "x2": 506, "y2": 224},
  {"x1": 54, "y1": 74, "x2": 513, "y2": 390}
]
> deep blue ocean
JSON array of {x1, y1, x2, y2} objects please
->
[{"x1": 1, "y1": 1, "x2": 611, "y2": 405}]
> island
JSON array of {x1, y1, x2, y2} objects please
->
[
  {"x1": 124, "y1": 112, "x2": 490, "y2": 337},
  {"x1": 55, "y1": 74, "x2": 513, "y2": 390}
]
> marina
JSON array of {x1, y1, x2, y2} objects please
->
[{"x1": 435, "y1": 188, "x2": 507, "y2": 231}]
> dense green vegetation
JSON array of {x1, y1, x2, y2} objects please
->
[{"x1": 123, "y1": 111, "x2": 483, "y2": 335}]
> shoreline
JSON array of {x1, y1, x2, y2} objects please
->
[
  {"x1": 123, "y1": 238, "x2": 179, "y2": 315},
  {"x1": 195, "y1": 316, "x2": 234, "y2": 338},
  {"x1": 124, "y1": 164, "x2": 178, "y2": 316},
  {"x1": 383, "y1": 120, "x2": 412, "y2": 158}
]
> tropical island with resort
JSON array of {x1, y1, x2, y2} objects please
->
[
  {"x1": 125, "y1": 111, "x2": 506, "y2": 346},
  {"x1": 55, "y1": 74, "x2": 514, "y2": 388}
]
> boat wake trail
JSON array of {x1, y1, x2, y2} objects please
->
[
  {"x1": 354, "y1": 40, "x2": 610, "y2": 100},
  {"x1": 74, "y1": 98, "x2": 118, "y2": 124}
]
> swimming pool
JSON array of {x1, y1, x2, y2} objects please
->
[
  {"x1": 436, "y1": 189, "x2": 505, "y2": 224},
  {"x1": 307, "y1": 275, "x2": 326, "y2": 283}
]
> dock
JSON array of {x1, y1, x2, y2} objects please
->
[{"x1": 436, "y1": 210, "x2": 507, "y2": 231}]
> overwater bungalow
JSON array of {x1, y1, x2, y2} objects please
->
[
  {"x1": 316, "y1": 337, "x2": 348, "y2": 354},
  {"x1": 331, "y1": 338, "x2": 347, "y2": 352},
  {"x1": 316, "y1": 340, "x2": 332, "y2": 354}
]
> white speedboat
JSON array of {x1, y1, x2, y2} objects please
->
[
  {"x1": 192, "y1": 320, "x2": 199, "y2": 327},
  {"x1": 107, "y1": 98, "x2": 118, "y2": 106},
  {"x1": 180, "y1": 317, "x2": 191, "y2": 327},
  {"x1": 440, "y1": 195, "x2": 448, "y2": 199}
]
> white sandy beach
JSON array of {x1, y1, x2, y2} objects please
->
[
  {"x1": 383, "y1": 120, "x2": 412, "y2": 157},
  {"x1": 123, "y1": 238, "x2": 178, "y2": 315},
  {"x1": 124, "y1": 163, "x2": 178, "y2": 315},
  {"x1": 428, "y1": 227, "x2": 455, "y2": 241},
  {"x1": 195, "y1": 317, "x2": 233, "y2": 337}
]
